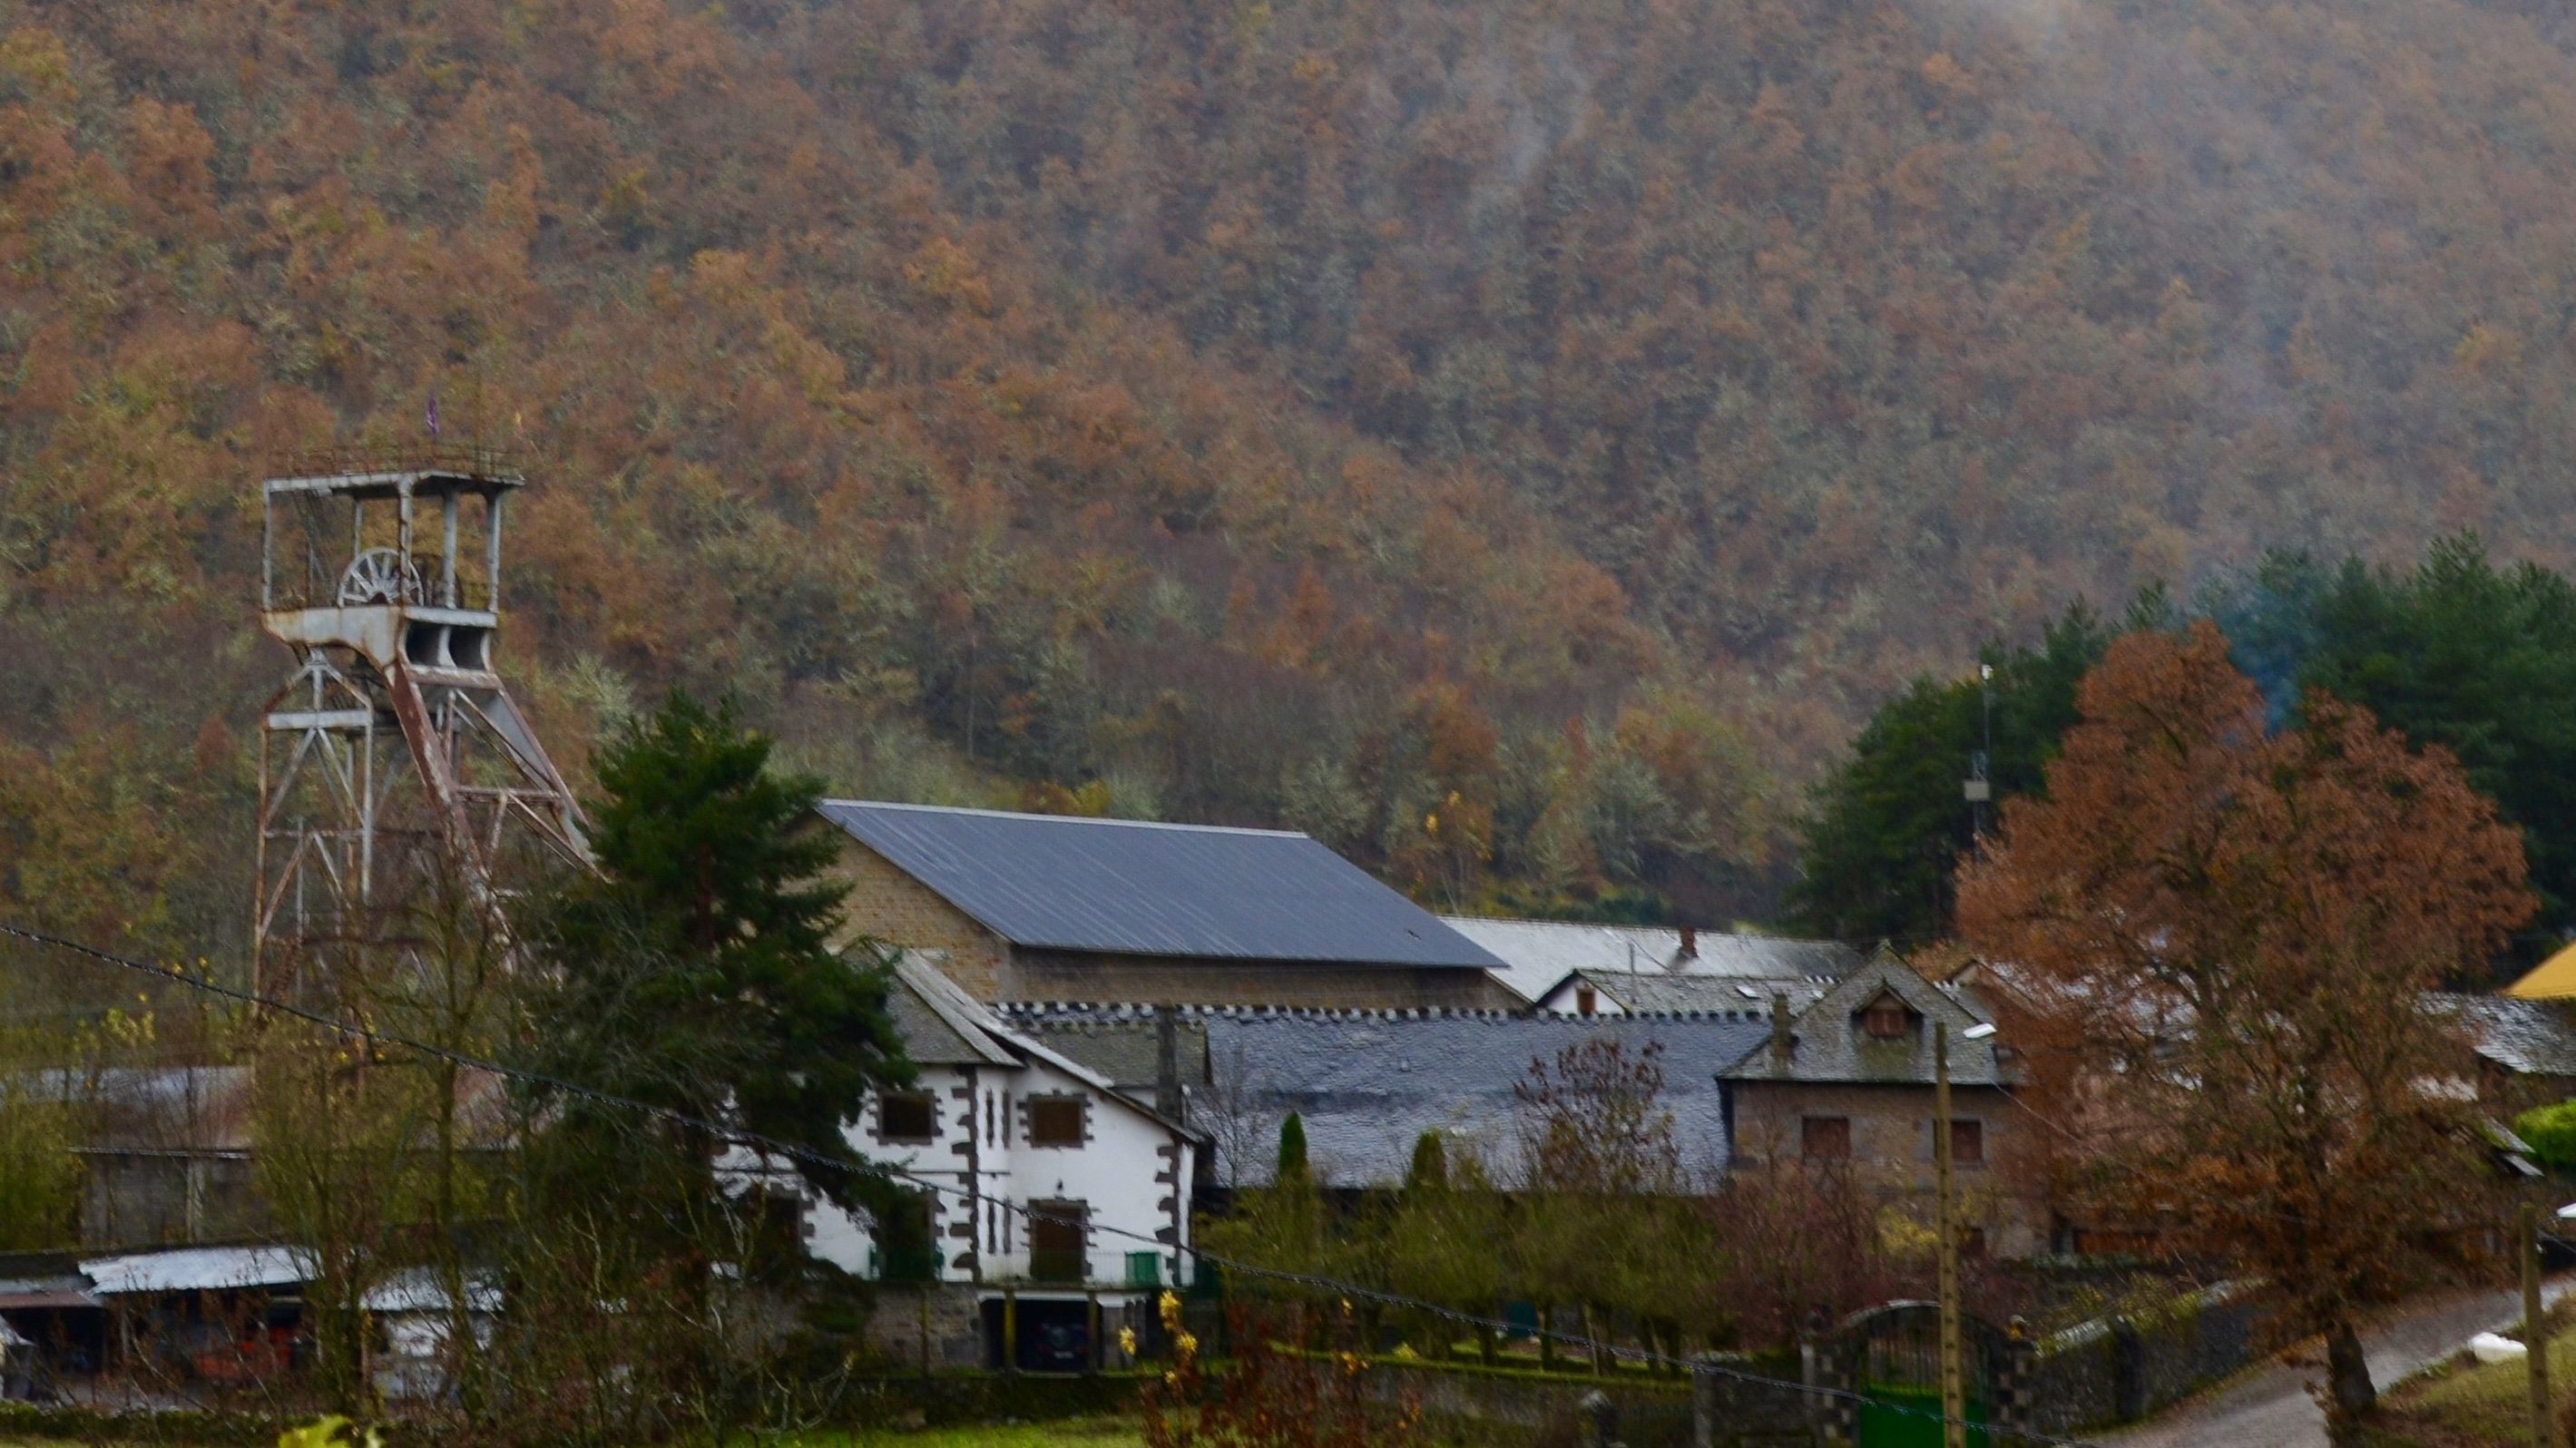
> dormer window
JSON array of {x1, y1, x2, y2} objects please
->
[{"x1": 1859, "y1": 990, "x2": 1914, "y2": 1041}]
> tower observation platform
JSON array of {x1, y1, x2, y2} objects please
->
[{"x1": 255, "y1": 447, "x2": 589, "y2": 1003}]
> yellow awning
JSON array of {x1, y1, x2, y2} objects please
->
[{"x1": 2505, "y1": 939, "x2": 2576, "y2": 999}]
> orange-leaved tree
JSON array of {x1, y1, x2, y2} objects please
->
[{"x1": 1957, "y1": 622, "x2": 2532, "y2": 1444}]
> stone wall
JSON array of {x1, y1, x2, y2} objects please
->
[
  {"x1": 861, "y1": 1284, "x2": 985, "y2": 1372},
  {"x1": 1727, "y1": 1081, "x2": 2046, "y2": 1257},
  {"x1": 1691, "y1": 1359, "x2": 1817, "y2": 1448},
  {"x1": 2027, "y1": 1281, "x2": 2267, "y2": 1434},
  {"x1": 1351, "y1": 1362, "x2": 1704, "y2": 1446}
]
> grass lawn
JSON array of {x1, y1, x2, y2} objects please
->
[
  {"x1": 802, "y1": 1420, "x2": 1146, "y2": 1448},
  {"x1": 0, "y1": 1424, "x2": 1154, "y2": 1448},
  {"x1": 2366, "y1": 1319, "x2": 2576, "y2": 1447}
]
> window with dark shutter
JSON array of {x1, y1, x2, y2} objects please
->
[
  {"x1": 1030, "y1": 1095, "x2": 1086, "y2": 1146},
  {"x1": 1801, "y1": 1116, "x2": 1852, "y2": 1159},
  {"x1": 1951, "y1": 1119, "x2": 1983, "y2": 1166},
  {"x1": 1861, "y1": 993, "x2": 1911, "y2": 1040},
  {"x1": 878, "y1": 1093, "x2": 936, "y2": 1143},
  {"x1": 1029, "y1": 1199, "x2": 1087, "y2": 1283},
  {"x1": 874, "y1": 1192, "x2": 937, "y2": 1284}
]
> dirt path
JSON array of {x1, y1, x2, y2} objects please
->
[{"x1": 2097, "y1": 1275, "x2": 2576, "y2": 1448}]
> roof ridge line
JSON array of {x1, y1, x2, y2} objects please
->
[{"x1": 819, "y1": 798, "x2": 1307, "y2": 838}]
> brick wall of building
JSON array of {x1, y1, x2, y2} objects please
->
[
  {"x1": 828, "y1": 840, "x2": 1012, "y2": 996},
  {"x1": 1729, "y1": 1080, "x2": 2046, "y2": 1257}
]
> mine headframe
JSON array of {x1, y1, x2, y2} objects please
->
[{"x1": 254, "y1": 447, "x2": 592, "y2": 1007}]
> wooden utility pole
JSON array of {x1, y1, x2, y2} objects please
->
[
  {"x1": 2525, "y1": 1196, "x2": 2555, "y2": 1448},
  {"x1": 1935, "y1": 1021, "x2": 1965, "y2": 1448}
]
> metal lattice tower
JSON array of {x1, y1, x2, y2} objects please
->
[{"x1": 254, "y1": 448, "x2": 590, "y2": 1006}]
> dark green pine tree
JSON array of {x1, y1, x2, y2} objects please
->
[
  {"x1": 2293, "y1": 536, "x2": 2576, "y2": 961},
  {"x1": 527, "y1": 690, "x2": 910, "y2": 1215},
  {"x1": 1277, "y1": 1112, "x2": 1309, "y2": 1184},
  {"x1": 1786, "y1": 601, "x2": 2126, "y2": 944},
  {"x1": 1405, "y1": 1130, "x2": 1447, "y2": 1193}
]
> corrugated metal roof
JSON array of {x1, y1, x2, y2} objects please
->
[
  {"x1": 81, "y1": 1246, "x2": 315, "y2": 1296},
  {"x1": 0, "y1": 1274, "x2": 94, "y2": 1312},
  {"x1": 818, "y1": 802, "x2": 1502, "y2": 969},
  {"x1": 363, "y1": 1269, "x2": 502, "y2": 1315},
  {"x1": 1440, "y1": 915, "x2": 1861, "y2": 1004}
]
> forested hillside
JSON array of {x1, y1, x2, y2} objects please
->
[
  {"x1": 877, "y1": 0, "x2": 2576, "y2": 678},
  {"x1": 6, "y1": 0, "x2": 2576, "y2": 963}
]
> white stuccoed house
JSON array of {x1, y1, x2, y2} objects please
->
[{"x1": 781, "y1": 954, "x2": 1204, "y2": 1369}]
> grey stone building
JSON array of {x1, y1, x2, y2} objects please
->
[
  {"x1": 1719, "y1": 949, "x2": 2044, "y2": 1257},
  {"x1": 814, "y1": 801, "x2": 1519, "y2": 1010}
]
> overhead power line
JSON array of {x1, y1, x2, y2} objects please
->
[{"x1": 0, "y1": 920, "x2": 2105, "y2": 1446}]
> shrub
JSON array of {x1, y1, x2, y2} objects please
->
[{"x1": 2516, "y1": 1100, "x2": 2576, "y2": 1174}]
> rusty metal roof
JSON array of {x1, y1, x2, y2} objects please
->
[{"x1": 817, "y1": 802, "x2": 1503, "y2": 970}]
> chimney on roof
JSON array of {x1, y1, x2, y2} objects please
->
[
  {"x1": 1768, "y1": 992, "x2": 1794, "y2": 1072},
  {"x1": 1680, "y1": 925, "x2": 1699, "y2": 960},
  {"x1": 1154, "y1": 1005, "x2": 1185, "y2": 1126}
]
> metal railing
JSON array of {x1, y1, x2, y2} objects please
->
[{"x1": 269, "y1": 443, "x2": 523, "y2": 484}]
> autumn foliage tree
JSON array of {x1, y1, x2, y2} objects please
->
[{"x1": 1957, "y1": 623, "x2": 2533, "y2": 1443}]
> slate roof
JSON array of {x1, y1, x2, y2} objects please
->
[
  {"x1": 81, "y1": 1245, "x2": 316, "y2": 1296},
  {"x1": 818, "y1": 802, "x2": 1503, "y2": 969},
  {"x1": 1442, "y1": 915, "x2": 1860, "y2": 1003},
  {"x1": 1013, "y1": 1013, "x2": 1210, "y2": 1092},
  {"x1": 2430, "y1": 993, "x2": 2576, "y2": 1078},
  {"x1": 884, "y1": 954, "x2": 1019, "y2": 1067},
  {"x1": 1721, "y1": 950, "x2": 2005, "y2": 1088},
  {"x1": 886, "y1": 956, "x2": 1206, "y2": 1140},
  {"x1": 1548, "y1": 971, "x2": 1831, "y2": 1016},
  {"x1": 1010, "y1": 1004, "x2": 1770, "y2": 1189}
]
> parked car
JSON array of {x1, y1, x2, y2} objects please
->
[{"x1": 1024, "y1": 1320, "x2": 1089, "y2": 1372}]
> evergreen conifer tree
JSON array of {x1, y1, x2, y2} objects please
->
[
  {"x1": 1277, "y1": 1111, "x2": 1309, "y2": 1183},
  {"x1": 1406, "y1": 1129, "x2": 1447, "y2": 1192},
  {"x1": 527, "y1": 690, "x2": 911, "y2": 1214}
]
